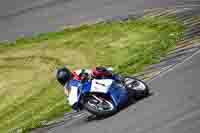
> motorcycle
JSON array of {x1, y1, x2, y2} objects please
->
[{"x1": 67, "y1": 74, "x2": 149, "y2": 117}]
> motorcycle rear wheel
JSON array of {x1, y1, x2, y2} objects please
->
[{"x1": 124, "y1": 76, "x2": 149, "y2": 100}]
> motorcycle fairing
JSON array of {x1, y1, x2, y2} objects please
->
[
  {"x1": 67, "y1": 79, "x2": 128, "y2": 109},
  {"x1": 90, "y1": 79, "x2": 113, "y2": 93},
  {"x1": 108, "y1": 83, "x2": 129, "y2": 108},
  {"x1": 81, "y1": 79, "x2": 113, "y2": 94}
]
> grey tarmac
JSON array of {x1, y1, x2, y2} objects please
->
[{"x1": 0, "y1": 0, "x2": 199, "y2": 41}]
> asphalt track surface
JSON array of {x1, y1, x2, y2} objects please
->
[
  {"x1": 0, "y1": 0, "x2": 199, "y2": 41},
  {"x1": 1, "y1": 0, "x2": 200, "y2": 133}
]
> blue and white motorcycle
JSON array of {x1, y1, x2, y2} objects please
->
[{"x1": 68, "y1": 75, "x2": 149, "y2": 117}]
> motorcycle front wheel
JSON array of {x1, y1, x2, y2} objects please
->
[{"x1": 83, "y1": 94, "x2": 118, "y2": 117}]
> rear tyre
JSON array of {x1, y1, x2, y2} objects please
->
[
  {"x1": 83, "y1": 94, "x2": 118, "y2": 117},
  {"x1": 123, "y1": 77, "x2": 149, "y2": 100}
]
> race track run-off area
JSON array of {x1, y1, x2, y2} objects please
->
[{"x1": 0, "y1": 0, "x2": 200, "y2": 133}]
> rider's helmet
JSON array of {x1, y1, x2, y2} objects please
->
[
  {"x1": 91, "y1": 66, "x2": 113, "y2": 79},
  {"x1": 56, "y1": 67, "x2": 73, "y2": 86}
]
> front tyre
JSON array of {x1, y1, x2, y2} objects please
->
[
  {"x1": 83, "y1": 94, "x2": 118, "y2": 117},
  {"x1": 124, "y1": 77, "x2": 149, "y2": 100}
]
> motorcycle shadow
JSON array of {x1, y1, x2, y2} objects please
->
[{"x1": 85, "y1": 91, "x2": 154, "y2": 122}]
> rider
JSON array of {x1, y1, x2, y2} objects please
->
[{"x1": 56, "y1": 66, "x2": 114, "y2": 97}]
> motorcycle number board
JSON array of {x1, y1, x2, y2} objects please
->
[{"x1": 90, "y1": 79, "x2": 113, "y2": 93}]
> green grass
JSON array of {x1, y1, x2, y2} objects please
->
[{"x1": 0, "y1": 16, "x2": 184, "y2": 133}]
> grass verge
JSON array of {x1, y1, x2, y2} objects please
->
[{"x1": 0, "y1": 16, "x2": 184, "y2": 133}]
